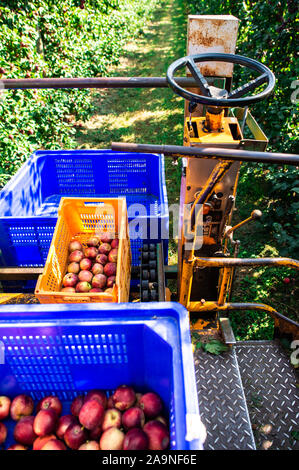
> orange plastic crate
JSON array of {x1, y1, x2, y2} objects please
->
[{"x1": 35, "y1": 197, "x2": 131, "y2": 303}]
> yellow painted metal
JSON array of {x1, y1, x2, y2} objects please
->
[
  {"x1": 184, "y1": 116, "x2": 241, "y2": 146},
  {"x1": 179, "y1": 160, "x2": 233, "y2": 307},
  {"x1": 0, "y1": 294, "x2": 21, "y2": 304}
]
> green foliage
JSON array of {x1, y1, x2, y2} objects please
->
[{"x1": 0, "y1": 0, "x2": 158, "y2": 187}]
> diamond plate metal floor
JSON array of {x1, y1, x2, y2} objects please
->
[
  {"x1": 194, "y1": 347, "x2": 256, "y2": 450},
  {"x1": 236, "y1": 340, "x2": 299, "y2": 450}
]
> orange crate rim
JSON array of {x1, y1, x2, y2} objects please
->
[{"x1": 35, "y1": 197, "x2": 131, "y2": 304}]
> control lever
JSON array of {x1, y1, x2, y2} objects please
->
[{"x1": 224, "y1": 209, "x2": 262, "y2": 244}]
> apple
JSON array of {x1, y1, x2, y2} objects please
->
[
  {"x1": 56, "y1": 414, "x2": 77, "y2": 440},
  {"x1": 92, "y1": 273, "x2": 107, "y2": 289},
  {"x1": 88, "y1": 424, "x2": 102, "y2": 440},
  {"x1": 79, "y1": 399, "x2": 105, "y2": 430},
  {"x1": 64, "y1": 423, "x2": 88, "y2": 450},
  {"x1": 122, "y1": 407, "x2": 145, "y2": 430},
  {"x1": 96, "y1": 253, "x2": 108, "y2": 265},
  {"x1": 10, "y1": 394, "x2": 34, "y2": 421},
  {"x1": 68, "y1": 240, "x2": 83, "y2": 253},
  {"x1": 112, "y1": 385, "x2": 136, "y2": 411},
  {"x1": 0, "y1": 396, "x2": 11, "y2": 420},
  {"x1": 84, "y1": 389, "x2": 107, "y2": 409},
  {"x1": 92, "y1": 263, "x2": 104, "y2": 275},
  {"x1": 0, "y1": 421, "x2": 7, "y2": 445},
  {"x1": 99, "y1": 243, "x2": 111, "y2": 256},
  {"x1": 102, "y1": 408, "x2": 122, "y2": 431},
  {"x1": 37, "y1": 396, "x2": 62, "y2": 417},
  {"x1": 78, "y1": 270, "x2": 93, "y2": 283},
  {"x1": 67, "y1": 262, "x2": 80, "y2": 274},
  {"x1": 106, "y1": 275, "x2": 116, "y2": 288},
  {"x1": 123, "y1": 428, "x2": 149, "y2": 450},
  {"x1": 84, "y1": 246, "x2": 98, "y2": 259},
  {"x1": 143, "y1": 420, "x2": 169, "y2": 450},
  {"x1": 41, "y1": 439, "x2": 66, "y2": 450},
  {"x1": 139, "y1": 392, "x2": 163, "y2": 419},
  {"x1": 78, "y1": 440, "x2": 100, "y2": 450},
  {"x1": 62, "y1": 272, "x2": 78, "y2": 288},
  {"x1": 13, "y1": 416, "x2": 36, "y2": 446},
  {"x1": 68, "y1": 250, "x2": 84, "y2": 263},
  {"x1": 99, "y1": 427, "x2": 125, "y2": 450},
  {"x1": 100, "y1": 233, "x2": 114, "y2": 244},
  {"x1": 70, "y1": 395, "x2": 84, "y2": 417},
  {"x1": 7, "y1": 444, "x2": 27, "y2": 450},
  {"x1": 87, "y1": 237, "x2": 100, "y2": 247},
  {"x1": 33, "y1": 434, "x2": 57, "y2": 450},
  {"x1": 33, "y1": 409, "x2": 57, "y2": 437},
  {"x1": 79, "y1": 257, "x2": 92, "y2": 271},
  {"x1": 104, "y1": 262, "x2": 116, "y2": 277},
  {"x1": 111, "y1": 239, "x2": 119, "y2": 249},
  {"x1": 108, "y1": 248, "x2": 118, "y2": 263}
]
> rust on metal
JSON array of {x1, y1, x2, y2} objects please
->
[{"x1": 187, "y1": 15, "x2": 239, "y2": 77}]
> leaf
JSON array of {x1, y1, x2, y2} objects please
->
[{"x1": 203, "y1": 340, "x2": 229, "y2": 355}]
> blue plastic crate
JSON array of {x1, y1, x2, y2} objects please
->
[
  {"x1": 0, "y1": 302, "x2": 204, "y2": 450},
  {"x1": 0, "y1": 150, "x2": 169, "y2": 268}
]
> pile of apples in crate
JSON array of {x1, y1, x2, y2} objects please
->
[
  {"x1": 0, "y1": 385, "x2": 170, "y2": 450},
  {"x1": 61, "y1": 233, "x2": 118, "y2": 294}
]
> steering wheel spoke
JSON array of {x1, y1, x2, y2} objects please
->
[
  {"x1": 186, "y1": 57, "x2": 211, "y2": 97},
  {"x1": 228, "y1": 73, "x2": 268, "y2": 99}
]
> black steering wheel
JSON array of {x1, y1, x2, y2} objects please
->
[{"x1": 166, "y1": 53, "x2": 276, "y2": 108}]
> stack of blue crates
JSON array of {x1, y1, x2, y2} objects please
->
[{"x1": 0, "y1": 150, "x2": 169, "y2": 278}]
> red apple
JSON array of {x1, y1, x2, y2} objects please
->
[
  {"x1": 100, "y1": 233, "x2": 114, "y2": 244},
  {"x1": 139, "y1": 392, "x2": 163, "y2": 419},
  {"x1": 68, "y1": 240, "x2": 83, "y2": 253},
  {"x1": 143, "y1": 420, "x2": 169, "y2": 450},
  {"x1": 33, "y1": 434, "x2": 57, "y2": 450},
  {"x1": 123, "y1": 428, "x2": 149, "y2": 450},
  {"x1": 79, "y1": 399, "x2": 104, "y2": 430},
  {"x1": 0, "y1": 421, "x2": 7, "y2": 445},
  {"x1": 102, "y1": 408, "x2": 122, "y2": 431},
  {"x1": 111, "y1": 239, "x2": 119, "y2": 249},
  {"x1": 79, "y1": 257, "x2": 92, "y2": 271},
  {"x1": 62, "y1": 272, "x2": 78, "y2": 288},
  {"x1": 104, "y1": 262, "x2": 116, "y2": 277},
  {"x1": 70, "y1": 395, "x2": 84, "y2": 417},
  {"x1": 99, "y1": 243, "x2": 111, "y2": 256},
  {"x1": 76, "y1": 281, "x2": 91, "y2": 293},
  {"x1": 33, "y1": 409, "x2": 57, "y2": 437},
  {"x1": 68, "y1": 250, "x2": 84, "y2": 263},
  {"x1": 10, "y1": 394, "x2": 34, "y2": 421},
  {"x1": 89, "y1": 424, "x2": 102, "y2": 440},
  {"x1": 78, "y1": 270, "x2": 93, "y2": 283},
  {"x1": 7, "y1": 444, "x2": 27, "y2": 450},
  {"x1": 64, "y1": 423, "x2": 88, "y2": 450},
  {"x1": 96, "y1": 253, "x2": 108, "y2": 265},
  {"x1": 99, "y1": 427, "x2": 125, "y2": 450},
  {"x1": 13, "y1": 416, "x2": 36, "y2": 446},
  {"x1": 92, "y1": 263, "x2": 104, "y2": 275},
  {"x1": 92, "y1": 273, "x2": 107, "y2": 289},
  {"x1": 37, "y1": 396, "x2": 62, "y2": 417},
  {"x1": 122, "y1": 407, "x2": 145, "y2": 430},
  {"x1": 107, "y1": 396, "x2": 114, "y2": 409},
  {"x1": 56, "y1": 414, "x2": 77, "y2": 440},
  {"x1": 61, "y1": 287, "x2": 76, "y2": 293},
  {"x1": 0, "y1": 396, "x2": 11, "y2": 420},
  {"x1": 84, "y1": 246, "x2": 98, "y2": 258},
  {"x1": 78, "y1": 440, "x2": 100, "y2": 450},
  {"x1": 87, "y1": 236, "x2": 100, "y2": 247},
  {"x1": 41, "y1": 439, "x2": 66, "y2": 450},
  {"x1": 90, "y1": 287, "x2": 103, "y2": 293},
  {"x1": 112, "y1": 385, "x2": 136, "y2": 411},
  {"x1": 67, "y1": 262, "x2": 80, "y2": 274},
  {"x1": 84, "y1": 389, "x2": 107, "y2": 409},
  {"x1": 108, "y1": 248, "x2": 118, "y2": 263},
  {"x1": 106, "y1": 275, "x2": 116, "y2": 288}
]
